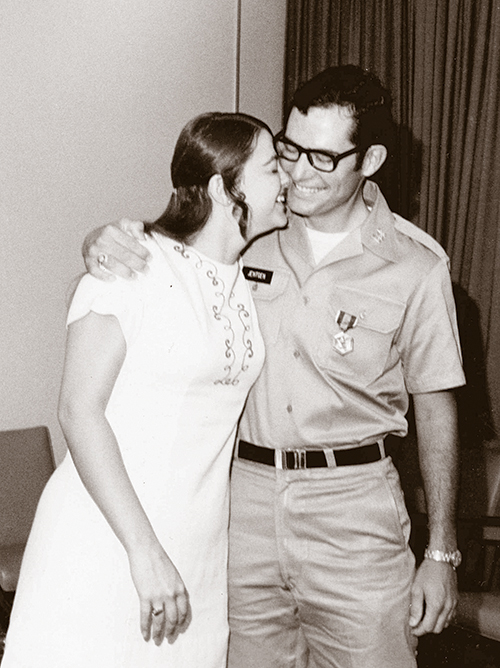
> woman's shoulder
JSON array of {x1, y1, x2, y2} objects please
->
[
  {"x1": 67, "y1": 270, "x2": 150, "y2": 346},
  {"x1": 68, "y1": 271, "x2": 142, "y2": 321},
  {"x1": 145, "y1": 231, "x2": 194, "y2": 280},
  {"x1": 74, "y1": 267, "x2": 143, "y2": 300},
  {"x1": 146, "y1": 230, "x2": 182, "y2": 260}
]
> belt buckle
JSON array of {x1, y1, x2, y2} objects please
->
[{"x1": 281, "y1": 449, "x2": 306, "y2": 470}]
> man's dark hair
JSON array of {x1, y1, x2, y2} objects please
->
[{"x1": 288, "y1": 65, "x2": 396, "y2": 167}]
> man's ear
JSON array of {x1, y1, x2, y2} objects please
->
[
  {"x1": 208, "y1": 174, "x2": 231, "y2": 206},
  {"x1": 361, "y1": 144, "x2": 387, "y2": 178}
]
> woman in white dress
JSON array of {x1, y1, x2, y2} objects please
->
[{"x1": 2, "y1": 112, "x2": 288, "y2": 668}]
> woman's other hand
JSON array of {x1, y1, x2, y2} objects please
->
[
  {"x1": 128, "y1": 543, "x2": 190, "y2": 645},
  {"x1": 82, "y1": 219, "x2": 151, "y2": 281}
]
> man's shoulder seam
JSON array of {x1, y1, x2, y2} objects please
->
[{"x1": 392, "y1": 213, "x2": 449, "y2": 261}]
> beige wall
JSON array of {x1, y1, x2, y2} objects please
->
[
  {"x1": 239, "y1": 0, "x2": 287, "y2": 132},
  {"x1": 0, "y1": 0, "x2": 286, "y2": 462}
]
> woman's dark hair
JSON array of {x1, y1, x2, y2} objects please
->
[
  {"x1": 288, "y1": 65, "x2": 396, "y2": 169},
  {"x1": 146, "y1": 112, "x2": 271, "y2": 242}
]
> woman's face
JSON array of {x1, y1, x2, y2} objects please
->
[{"x1": 238, "y1": 129, "x2": 289, "y2": 241}]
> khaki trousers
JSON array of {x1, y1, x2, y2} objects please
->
[{"x1": 228, "y1": 456, "x2": 418, "y2": 668}]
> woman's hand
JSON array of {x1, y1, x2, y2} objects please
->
[{"x1": 128, "y1": 542, "x2": 190, "y2": 645}]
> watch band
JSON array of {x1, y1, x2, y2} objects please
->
[{"x1": 424, "y1": 548, "x2": 462, "y2": 569}]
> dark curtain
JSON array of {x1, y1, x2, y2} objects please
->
[{"x1": 284, "y1": 0, "x2": 500, "y2": 447}]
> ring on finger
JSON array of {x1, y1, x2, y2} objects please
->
[
  {"x1": 151, "y1": 607, "x2": 164, "y2": 617},
  {"x1": 97, "y1": 253, "x2": 108, "y2": 267}
]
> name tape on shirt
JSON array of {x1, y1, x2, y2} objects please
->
[{"x1": 243, "y1": 266, "x2": 274, "y2": 284}]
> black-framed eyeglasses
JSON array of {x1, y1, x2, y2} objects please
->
[{"x1": 273, "y1": 131, "x2": 362, "y2": 173}]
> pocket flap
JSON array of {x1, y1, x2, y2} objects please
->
[{"x1": 334, "y1": 286, "x2": 405, "y2": 334}]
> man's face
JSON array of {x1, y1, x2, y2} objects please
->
[{"x1": 282, "y1": 105, "x2": 366, "y2": 231}]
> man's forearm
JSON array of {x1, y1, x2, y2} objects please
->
[{"x1": 413, "y1": 390, "x2": 459, "y2": 550}]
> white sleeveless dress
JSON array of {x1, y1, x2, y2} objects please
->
[{"x1": 3, "y1": 232, "x2": 265, "y2": 668}]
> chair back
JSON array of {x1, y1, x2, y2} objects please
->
[{"x1": 0, "y1": 426, "x2": 55, "y2": 546}]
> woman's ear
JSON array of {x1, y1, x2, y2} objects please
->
[
  {"x1": 361, "y1": 144, "x2": 387, "y2": 178},
  {"x1": 208, "y1": 174, "x2": 231, "y2": 206}
]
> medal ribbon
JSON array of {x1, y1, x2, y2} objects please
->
[{"x1": 336, "y1": 311, "x2": 358, "y2": 332}]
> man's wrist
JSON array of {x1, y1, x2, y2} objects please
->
[{"x1": 424, "y1": 548, "x2": 462, "y2": 569}]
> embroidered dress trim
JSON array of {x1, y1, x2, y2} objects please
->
[{"x1": 173, "y1": 243, "x2": 254, "y2": 385}]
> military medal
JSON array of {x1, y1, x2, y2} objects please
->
[{"x1": 333, "y1": 310, "x2": 358, "y2": 355}]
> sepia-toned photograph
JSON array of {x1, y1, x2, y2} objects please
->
[{"x1": 1, "y1": 1, "x2": 499, "y2": 666}]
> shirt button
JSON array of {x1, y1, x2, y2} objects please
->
[
  {"x1": 293, "y1": 350, "x2": 300, "y2": 359},
  {"x1": 286, "y1": 404, "x2": 293, "y2": 413},
  {"x1": 303, "y1": 296, "x2": 309, "y2": 305},
  {"x1": 252, "y1": 283, "x2": 258, "y2": 292}
]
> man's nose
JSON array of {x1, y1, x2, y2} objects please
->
[{"x1": 283, "y1": 152, "x2": 313, "y2": 181}]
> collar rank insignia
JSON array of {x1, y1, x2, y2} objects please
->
[
  {"x1": 333, "y1": 310, "x2": 358, "y2": 355},
  {"x1": 243, "y1": 266, "x2": 273, "y2": 284}
]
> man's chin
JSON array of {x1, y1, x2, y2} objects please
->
[
  {"x1": 287, "y1": 201, "x2": 310, "y2": 218},
  {"x1": 286, "y1": 192, "x2": 314, "y2": 214}
]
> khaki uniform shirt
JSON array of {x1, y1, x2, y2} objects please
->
[{"x1": 238, "y1": 181, "x2": 465, "y2": 450}]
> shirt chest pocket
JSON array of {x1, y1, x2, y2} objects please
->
[
  {"x1": 244, "y1": 268, "x2": 290, "y2": 345},
  {"x1": 316, "y1": 287, "x2": 405, "y2": 386}
]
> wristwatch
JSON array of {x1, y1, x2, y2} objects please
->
[{"x1": 424, "y1": 548, "x2": 462, "y2": 569}]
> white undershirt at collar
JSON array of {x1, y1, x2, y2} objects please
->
[{"x1": 306, "y1": 226, "x2": 349, "y2": 264}]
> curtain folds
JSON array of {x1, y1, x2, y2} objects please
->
[{"x1": 284, "y1": 0, "x2": 500, "y2": 442}]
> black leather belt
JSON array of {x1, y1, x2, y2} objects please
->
[{"x1": 237, "y1": 439, "x2": 383, "y2": 470}]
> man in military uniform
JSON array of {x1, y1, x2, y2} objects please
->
[{"x1": 83, "y1": 66, "x2": 465, "y2": 668}]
